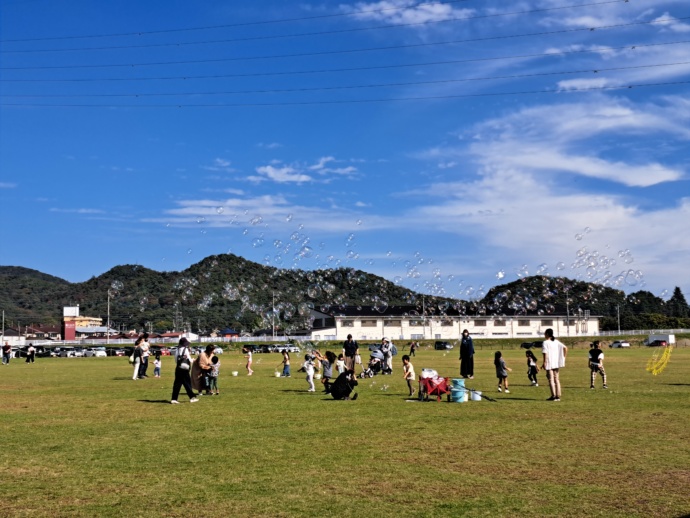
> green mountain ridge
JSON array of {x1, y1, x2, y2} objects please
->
[{"x1": 1, "y1": 256, "x2": 688, "y2": 333}]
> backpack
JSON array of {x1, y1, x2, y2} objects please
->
[{"x1": 177, "y1": 347, "x2": 191, "y2": 371}]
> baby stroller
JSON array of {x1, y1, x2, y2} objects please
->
[{"x1": 360, "y1": 349, "x2": 391, "y2": 378}]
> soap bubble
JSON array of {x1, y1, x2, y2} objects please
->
[
  {"x1": 187, "y1": 248, "x2": 193, "y2": 254},
  {"x1": 197, "y1": 217, "x2": 205, "y2": 224},
  {"x1": 575, "y1": 233, "x2": 583, "y2": 240},
  {"x1": 251, "y1": 237, "x2": 264, "y2": 248},
  {"x1": 286, "y1": 214, "x2": 293, "y2": 222},
  {"x1": 584, "y1": 226, "x2": 592, "y2": 233},
  {"x1": 496, "y1": 270, "x2": 505, "y2": 280},
  {"x1": 356, "y1": 219, "x2": 363, "y2": 226},
  {"x1": 556, "y1": 262, "x2": 565, "y2": 271},
  {"x1": 216, "y1": 207, "x2": 224, "y2": 214}
]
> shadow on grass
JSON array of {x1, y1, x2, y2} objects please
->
[
  {"x1": 138, "y1": 399, "x2": 174, "y2": 404},
  {"x1": 112, "y1": 377, "x2": 136, "y2": 381},
  {"x1": 666, "y1": 383, "x2": 690, "y2": 386}
]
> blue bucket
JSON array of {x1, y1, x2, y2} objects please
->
[
  {"x1": 450, "y1": 387, "x2": 467, "y2": 403},
  {"x1": 451, "y1": 378, "x2": 465, "y2": 389}
]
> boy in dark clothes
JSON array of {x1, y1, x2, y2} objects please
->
[{"x1": 325, "y1": 369, "x2": 359, "y2": 400}]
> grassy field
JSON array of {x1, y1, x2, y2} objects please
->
[{"x1": 1, "y1": 346, "x2": 689, "y2": 517}]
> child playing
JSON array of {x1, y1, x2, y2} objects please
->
[
  {"x1": 525, "y1": 349, "x2": 539, "y2": 386},
  {"x1": 335, "y1": 354, "x2": 346, "y2": 375},
  {"x1": 313, "y1": 350, "x2": 336, "y2": 393},
  {"x1": 153, "y1": 354, "x2": 162, "y2": 378},
  {"x1": 280, "y1": 350, "x2": 291, "y2": 377},
  {"x1": 402, "y1": 354, "x2": 416, "y2": 397},
  {"x1": 494, "y1": 351, "x2": 512, "y2": 393},
  {"x1": 208, "y1": 355, "x2": 220, "y2": 395},
  {"x1": 242, "y1": 346, "x2": 254, "y2": 376},
  {"x1": 303, "y1": 354, "x2": 316, "y2": 392}
]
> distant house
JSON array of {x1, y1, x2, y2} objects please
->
[
  {"x1": 219, "y1": 328, "x2": 240, "y2": 339},
  {"x1": 25, "y1": 325, "x2": 62, "y2": 341}
]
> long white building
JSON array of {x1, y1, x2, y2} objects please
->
[{"x1": 309, "y1": 305, "x2": 599, "y2": 341}]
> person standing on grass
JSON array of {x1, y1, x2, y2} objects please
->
[
  {"x1": 170, "y1": 337, "x2": 198, "y2": 404},
  {"x1": 243, "y1": 346, "x2": 254, "y2": 376},
  {"x1": 313, "y1": 350, "x2": 336, "y2": 393},
  {"x1": 459, "y1": 329, "x2": 475, "y2": 379},
  {"x1": 153, "y1": 354, "x2": 161, "y2": 378},
  {"x1": 526, "y1": 349, "x2": 539, "y2": 386},
  {"x1": 208, "y1": 355, "x2": 220, "y2": 395},
  {"x1": 280, "y1": 349, "x2": 291, "y2": 377},
  {"x1": 402, "y1": 354, "x2": 416, "y2": 398},
  {"x1": 342, "y1": 334, "x2": 358, "y2": 372},
  {"x1": 192, "y1": 345, "x2": 214, "y2": 395},
  {"x1": 409, "y1": 341, "x2": 417, "y2": 357},
  {"x1": 381, "y1": 337, "x2": 393, "y2": 375},
  {"x1": 541, "y1": 328, "x2": 567, "y2": 402},
  {"x1": 26, "y1": 343, "x2": 36, "y2": 364},
  {"x1": 132, "y1": 338, "x2": 143, "y2": 380},
  {"x1": 303, "y1": 354, "x2": 316, "y2": 393},
  {"x1": 138, "y1": 333, "x2": 150, "y2": 379},
  {"x1": 588, "y1": 341, "x2": 608, "y2": 389},
  {"x1": 494, "y1": 351, "x2": 512, "y2": 393},
  {"x1": 3, "y1": 342, "x2": 12, "y2": 365}
]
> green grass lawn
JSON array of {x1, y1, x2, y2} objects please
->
[{"x1": 1, "y1": 346, "x2": 689, "y2": 517}]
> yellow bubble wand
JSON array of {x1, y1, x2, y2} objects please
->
[{"x1": 646, "y1": 345, "x2": 673, "y2": 376}]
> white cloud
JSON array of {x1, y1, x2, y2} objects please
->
[
  {"x1": 342, "y1": 0, "x2": 474, "y2": 26},
  {"x1": 309, "y1": 156, "x2": 336, "y2": 170},
  {"x1": 0, "y1": 182, "x2": 16, "y2": 189},
  {"x1": 202, "y1": 158, "x2": 235, "y2": 172},
  {"x1": 252, "y1": 165, "x2": 312, "y2": 183},
  {"x1": 256, "y1": 142, "x2": 283, "y2": 149},
  {"x1": 653, "y1": 13, "x2": 690, "y2": 33},
  {"x1": 50, "y1": 208, "x2": 105, "y2": 214}
]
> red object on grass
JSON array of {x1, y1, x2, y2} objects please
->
[{"x1": 418, "y1": 376, "x2": 452, "y2": 402}]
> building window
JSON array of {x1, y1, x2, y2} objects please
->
[
  {"x1": 410, "y1": 334, "x2": 424, "y2": 339},
  {"x1": 494, "y1": 320, "x2": 506, "y2": 327},
  {"x1": 563, "y1": 319, "x2": 574, "y2": 326},
  {"x1": 474, "y1": 319, "x2": 487, "y2": 327},
  {"x1": 518, "y1": 320, "x2": 530, "y2": 327},
  {"x1": 409, "y1": 320, "x2": 424, "y2": 327},
  {"x1": 385, "y1": 320, "x2": 402, "y2": 326},
  {"x1": 340, "y1": 320, "x2": 354, "y2": 327},
  {"x1": 361, "y1": 319, "x2": 377, "y2": 328},
  {"x1": 541, "y1": 319, "x2": 553, "y2": 326},
  {"x1": 440, "y1": 319, "x2": 453, "y2": 327},
  {"x1": 492, "y1": 332, "x2": 509, "y2": 336}
]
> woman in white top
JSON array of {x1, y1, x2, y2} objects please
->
[{"x1": 541, "y1": 328, "x2": 567, "y2": 402}]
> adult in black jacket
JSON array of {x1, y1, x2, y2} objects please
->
[
  {"x1": 459, "y1": 329, "x2": 475, "y2": 379},
  {"x1": 326, "y1": 369, "x2": 359, "y2": 400}
]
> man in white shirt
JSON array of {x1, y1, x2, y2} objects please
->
[{"x1": 541, "y1": 328, "x2": 567, "y2": 402}]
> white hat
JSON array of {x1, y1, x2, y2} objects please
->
[{"x1": 382, "y1": 337, "x2": 389, "y2": 342}]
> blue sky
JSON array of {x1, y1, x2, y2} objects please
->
[{"x1": 1, "y1": 0, "x2": 689, "y2": 304}]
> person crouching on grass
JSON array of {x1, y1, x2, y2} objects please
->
[
  {"x1": 402, "y1": 355, "x2": 416, "y2": 398},
  {"x1": 494, "y1": 351, "x2": 512, "y2": 393},
  {"x1": 324, "y1": 369, "x2": 358, "y2": 400}
]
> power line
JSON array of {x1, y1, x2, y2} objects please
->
[
  {"x1": 0, "y1": 0, "x2": 476, "y2": 43},
  {"x1": 0, "y1": 0, "x2": 624, "y2": 54},
  {"x1": 3, "y1": 16, "x2": 684, "y2": 72},
  {"x1": 2, "y1": 80, "x2": 688, "y2": 108},
  {"x1": 3, "y1": 61, "x2": 688, "y2": 98},
  {"x1": 1, "y1": 40, "x2": 687, "y2": 83}
]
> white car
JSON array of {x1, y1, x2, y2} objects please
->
[
  {"x1": 85, "y1": 347, "x2": 107, "y2": 357},
  {"x1": 610, "y1": 341, "x2": 631, "y2": 348},
  {"x1": 213, "y1": 347, "x2": 224, "y2": 355}
]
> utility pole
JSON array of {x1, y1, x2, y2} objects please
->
[
  {"x1": 107, "y1": 289, "x2": 111, "y2": 346},
  {"x1": 566, "y1": 298, "x2": 570, "y2": 338},
  {"x1": 617, "y1": 304, "x2": 621, "y2": 335},
  {"x1": 1, "y1": 310, "x2": 4, "y2": 344},
  {"x1": 272, "y1": 291, "x2": 276, "y2": 340}
]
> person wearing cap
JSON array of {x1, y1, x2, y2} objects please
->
[
  {"x1": 380, "y1": 337, "x2": 393, "y2": 374},
  {"x1": 588, "y1": 341, "x2": 607, "y2": 389},
  {"x1": 171, "y1": 337, "x2": 198, "y2": 404},
  {"x1": 459, "y1": 329, "x2": 475, "y2": 379},
  {"x1": 342, "y1": 334, "x2": 358, "y2": 372}
]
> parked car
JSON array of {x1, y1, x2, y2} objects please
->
[
  {"x1": 609, "y1": 341, "x2": 631, "y2": 348},
  {"x1": 275, "y1": 344, "x2": 301, "y2": 353},
  {"x1": 59, "y1": 347, "x2": 76, "y2": 357},
  {"x1": 434, "y1": 341, "x2": 453, "y2": 350},
  {"x1": 150, "y1": 346, "x2": 171, "y2": 356},
  {"x1": 213, "y1": 347, "x2": 224, "y2": 355},
  {"x1": 113, "y1": 348, "x2": 126, "y2": 357},
  {"x1": 647, "y1": 340, "x2": 667, "y2": 347},
  {"x1": 73, "y1": 347, "x2": 85, "y2": 357},
  {"x1": 521, "y1": 341, "x2": 543, "y2": 349},
  {"x1": 85, "y1": 347, "x2": 107, "y2": 357},
  {"x1": 259, "y1": 344, "x2": 273, "y2": 354}
]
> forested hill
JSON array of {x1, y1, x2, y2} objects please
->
[{"x1": 0, "y1": 256, "x2": 688, "y2": 333}]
